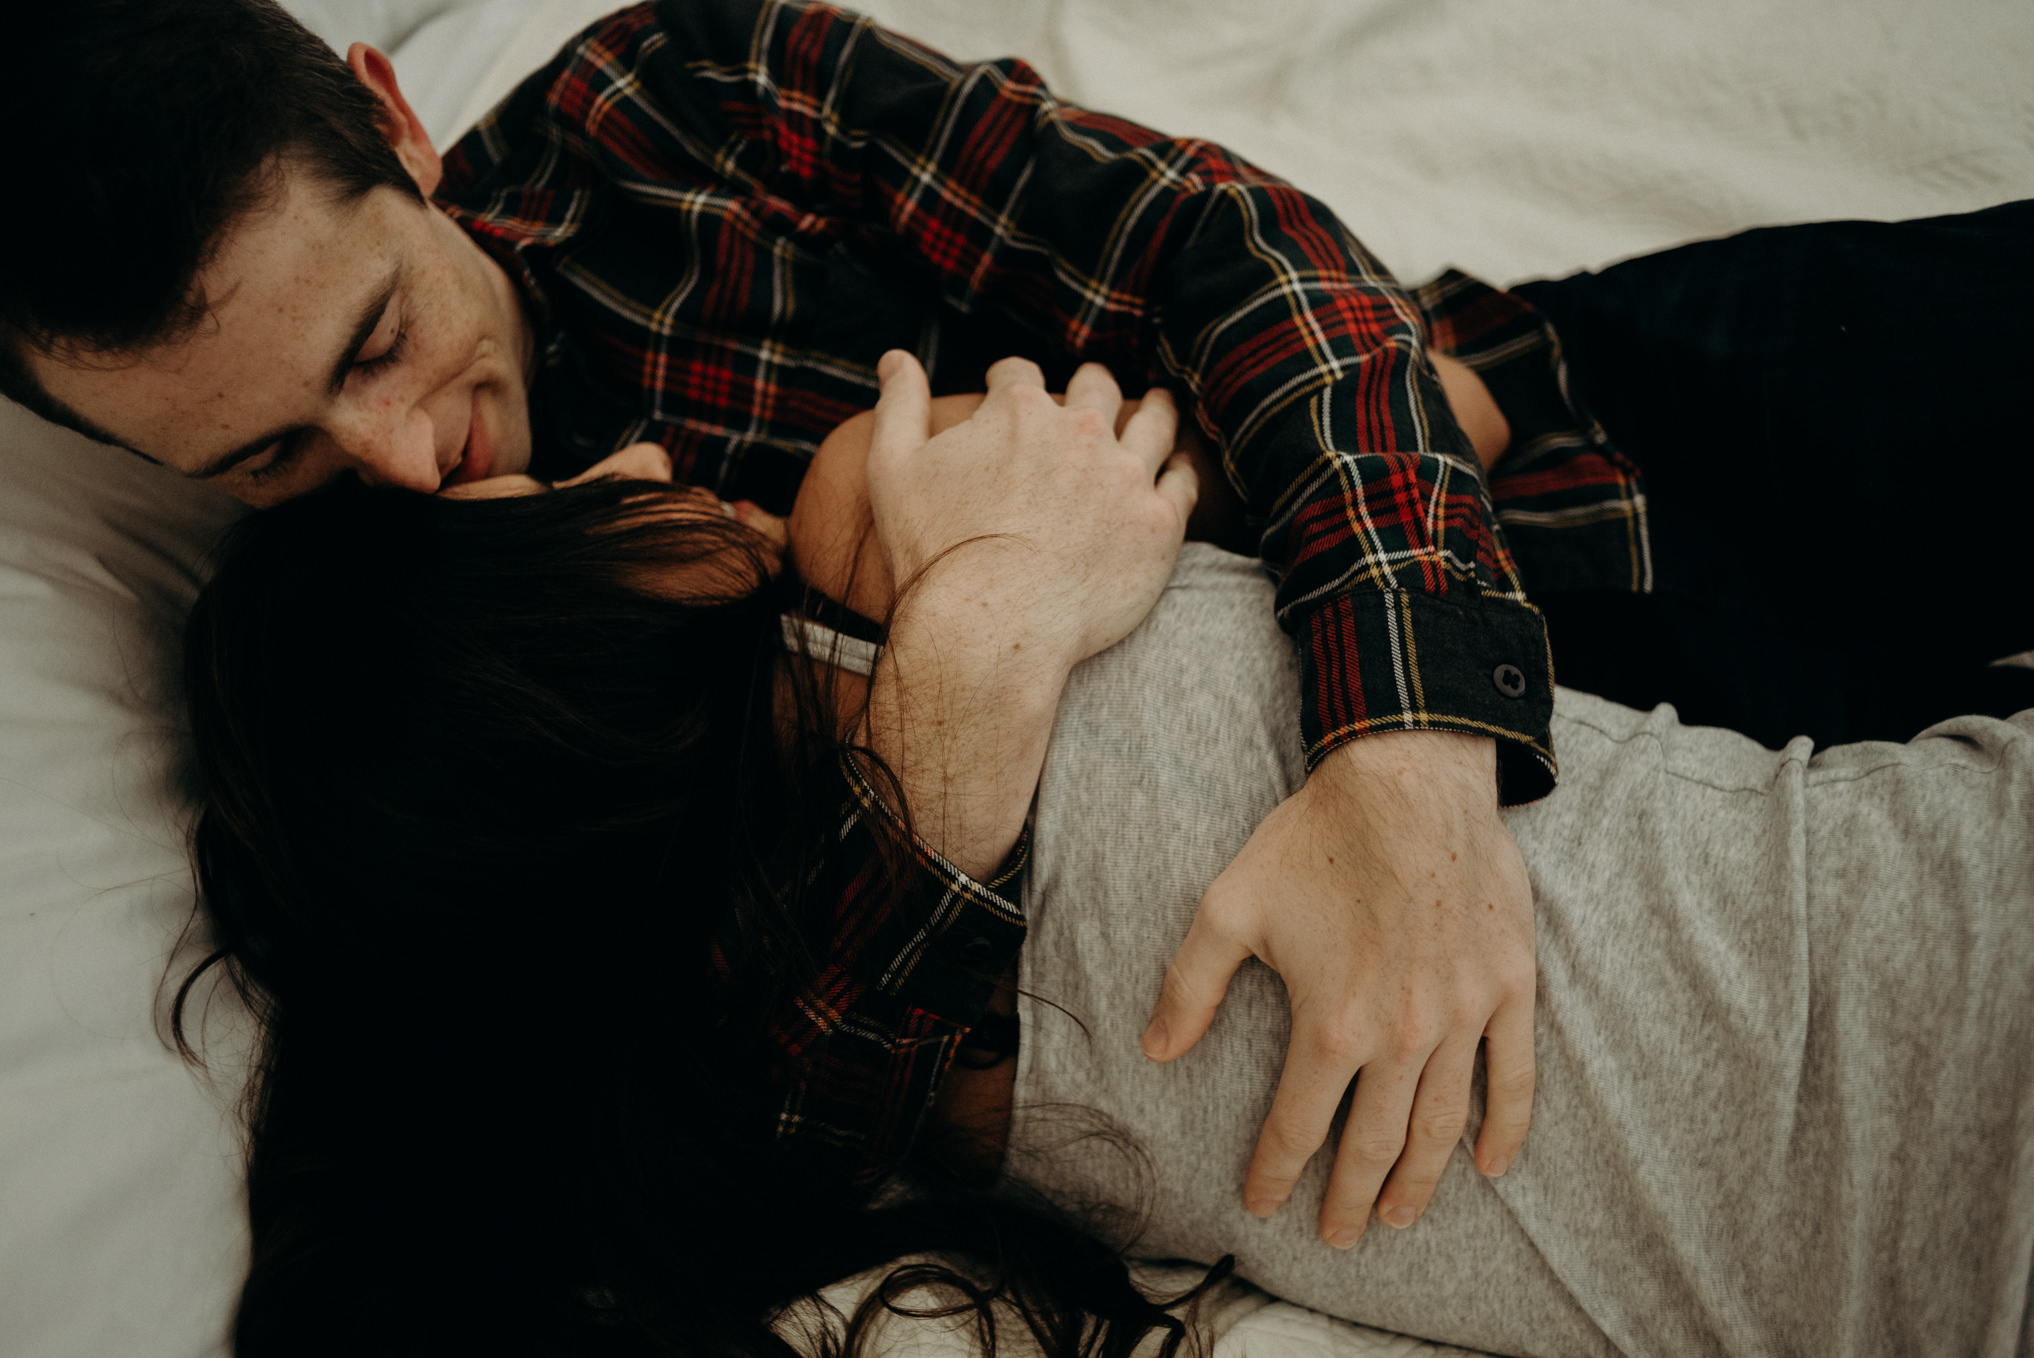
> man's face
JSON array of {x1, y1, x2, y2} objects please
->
[{"x1": 30, "y1": 161, "x2": 535, "y2": 508}]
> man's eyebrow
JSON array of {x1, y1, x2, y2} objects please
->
[{"x1": 187, "y1": 267, "x2": 403, "y2": 482}]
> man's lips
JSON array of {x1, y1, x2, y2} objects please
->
[{"x1": 443, "y1": 390, "x2": 495, "y2": 487}]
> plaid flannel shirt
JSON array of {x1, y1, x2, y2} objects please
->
[{"x1": 435, "y1": 0, "x2": 1638, "y2": 1183}]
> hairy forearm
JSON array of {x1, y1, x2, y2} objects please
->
[
  {"x1": 858, "y1": 571, "x2": 1071, "y2": 880},
  {"x1": 796, "y1": 399, "x2": 1067, "y2": 878}
]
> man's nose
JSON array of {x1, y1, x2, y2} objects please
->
[{"x1": 336, "y1": 402, "x2": 442, "y2": 492}]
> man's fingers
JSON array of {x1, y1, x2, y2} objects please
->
[
  {"x1": 1062, "y1": 360, "x2": 1124, "y2": 421},
  {"x1": 1141, "y1": 908, "x2": 1251, "y2": 1064},
  {"x1": 1473, "y1": 998, "x2": 1536, "y2": 1178},
  {"x1": 1244, "y1": 1034, "x2": 1389, "y2": 1223},
  {"x1": 1311, "y1": 1054, "x2": 1421, "y2": 1247},
  {"x1": 869, "y1": 350, "x2": 933, "y2": 460},
  {"x1": 1154, "y1": 451, "x2": 1199, "y2": 524},
  {"x1": 983, "y1": 354, "x2": 1049, "y2": 395},
  {"x1": 1370, "y1": 1033, "x2": 1480, "y2": 1233},
  {"x1": 1119, "y1": 385, "x2": 1179, "y2": 474}
]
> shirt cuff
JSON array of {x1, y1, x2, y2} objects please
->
[
  {"x1": 835, "y1": 751, "x2": 1029, "y2": 1020},
  {"x1": 1294, "y1": 588, "x2": 1557, "y2": 805}
]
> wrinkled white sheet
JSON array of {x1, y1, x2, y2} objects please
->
[
  {"x1": 778, "y1": 1261, "x2": 1491, "y2": 1358},
  {"x1": 772, "y1": 0, "x2": 2034, "y2": 287},
  {"x1": 1, "y1": 2, "x2": 2027, "y2": 1355}
]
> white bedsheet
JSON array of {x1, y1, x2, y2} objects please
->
[
  {"x1": 811, "y1": 0, "x2": 2034, "y2": 287},
  {"x1": 1, "y1": 2, "x2": 2027, "y2": 1355}
]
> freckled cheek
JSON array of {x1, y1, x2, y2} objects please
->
[
  {"x1": 427, "y1": 242, "x2": 496, "y2": 361},
  {"x1": 406, "y1": 307, "x2": 484, "y2": 404}
]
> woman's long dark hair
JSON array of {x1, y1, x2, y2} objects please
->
[{"x1": 174, "y1": 479, "x2": 1225, "y2": 1357}]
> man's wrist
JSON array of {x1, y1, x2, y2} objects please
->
[
  {"x1": 883, "y1": 559, "x2": 1085, "y2": 698},
  {"x1": 1306, "y1": 729, "x2": 1501, "y2": 809}
]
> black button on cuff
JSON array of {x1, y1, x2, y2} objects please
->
[
  {"x1": 1492, "y1": 663, "x2": 1527, "y2": 699},
  {"x1": 958, "y1": 936, "x2": 995, "y2": 965}
]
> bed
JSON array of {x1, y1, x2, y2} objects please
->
[{"x1": 1, "y1": 1, "x2": 2027, "y2": 1354}]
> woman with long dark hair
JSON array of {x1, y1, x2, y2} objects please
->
[
  {"x1": 176, "y1": 344, "x2": 2034, "y2": 1358},
  {"x1": 177, "y1": 371, "x2": 1247, "y2": 1357}
]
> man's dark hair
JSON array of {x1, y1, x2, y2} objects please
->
[{"x1": 0, "y1": 0, "x2": 422, "y2": 440}]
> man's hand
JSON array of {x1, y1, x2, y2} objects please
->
[
  {"x1": 857, "y1": 351, "x2": 1197, "y2": 879},
  {"x1": 865, "y1": 352, "x2": 1198, "y2": 676},
  {"x1": 1141, "y1": 729, "x2": 1535, "y2": 1247}
]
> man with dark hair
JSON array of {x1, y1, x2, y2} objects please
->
[
  {"x1": 12, "y1": 0, "x2": 1868, "y2": 1254},
  {"x1": 3, "y1": 0, "x2": 1567, "y2": 1246}
]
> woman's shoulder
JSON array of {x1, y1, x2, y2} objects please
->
[{"x1": 787, "y1": 394, "x2": 990, "y2": 623}]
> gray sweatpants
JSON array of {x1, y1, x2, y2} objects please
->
[{"x1": 1007, "y1": 545, "x2": 2034, "y2": 1357}]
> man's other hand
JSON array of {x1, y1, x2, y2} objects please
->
[
  {"x1": 865, "y1": 351, "x2": 1198, "y2": 677},
  {"x1": 1141, "y1": 729, "x2": 1536, "y2": 1247}
]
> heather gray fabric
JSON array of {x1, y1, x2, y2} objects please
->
[{"x1": 1007, "y1": 544, "x2": 2034, "y2": 1358}]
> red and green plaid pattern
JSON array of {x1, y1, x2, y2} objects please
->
[
  {"x1": 1418, "y1": 269, "x2": 1652, "y2": 596},
  {"x1": 760, "y1": 757, "x2": 1028, "y2": 1183},
  {"x1": 434, "y1": 0, "x2": 1636, "y2": 1181}
]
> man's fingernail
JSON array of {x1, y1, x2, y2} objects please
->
[
  {"x1": 1140, "y1": 1020, "x2": 1167, "y2": 1060},
  {"x1": 1487, "y1": 1154, "x2": 1511, "y2": 1178},
  {"x1": 1382, "y1": 1204, "x2": 1417, "y2": 1229},
  {"x1": 1326, "y1": 1227, "x2": 1360, "y2": 1250},
  {"x1": 1245, "y1": 1195, "x2": 1278, "y2": 1219}
]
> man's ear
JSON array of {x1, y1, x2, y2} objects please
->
[{"x1": 347, "y1": 43, "x2": 442, "y2": 198}]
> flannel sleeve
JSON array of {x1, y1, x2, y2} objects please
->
[
  {"x1": 1416, "y1": 270, "x2": 1651, "y2": 598},
  {"x1": 752, "y1": 754, "x2": 1027, "y2": 1187},
  {"x1": 455, "y1": 0, "x2": 1556, "y2": 799},
  {"x1": 640, "y1": 0, "x2": 1556, "y2": 798}
]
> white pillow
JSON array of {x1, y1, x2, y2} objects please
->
[
  {"x1": 0, "y1": 404, "x2": 244, "y2": 1357},
  {"x1": 0, "y1": 7, "x2": 568, "y2": 1357},
  {"x1": 281, "y1": 0, "x2": 466, "y2": 54}
]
